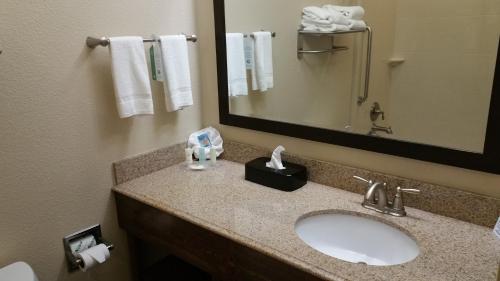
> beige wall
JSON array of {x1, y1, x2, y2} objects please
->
[
  {"x1": 0, "y1": 1, "x2": 202, "y2": 281},
  {"x1": 197, "y1": 1, "x2": 500, "y2": 199},
  {"x1": 388, "y1": 0, "x2": 500, "y2": 153}
]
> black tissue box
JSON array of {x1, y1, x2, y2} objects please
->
[{"x1": 245, "y1": 157, "x2": 308, "y2": 192}]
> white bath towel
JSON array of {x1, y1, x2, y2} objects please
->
[
  {"x1": 302, "y1": 15, "x2": 336, "y2": 26},
  {"x1": 225, "y1": 33, "x2": 248, "y2": 97},
  {"x1": 301, "y1": 18, "x2": 350, "y2": 32},
  {"x1": 321, "y1": 6, "x2": 351, "y2": 26},
  {"x1": 158, "y1": 35, "x2": 193, "y2": 112},
  {"x1": 323, "y1": 5, "x2": 365, "y2": 20},
  {"x1": 301, "y1": 23, "x2": 350, "y2": 32},
  {"x1": 303, "y1": 6, "x2": 331, "y2": 20},
  {"x1": 109, "y1": 36, "x2": 154, "y2": 118},
  {"x1": 251, "y1": 32, "x2": 274, "y2": 92}
]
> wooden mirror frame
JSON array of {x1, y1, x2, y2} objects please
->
[{"x1": 213, "y1": 0, "x2": 500, "y2": 174}]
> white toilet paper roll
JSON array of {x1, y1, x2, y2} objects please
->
[{"x1": 77, "y1": 244, "x2": 110, "y2": 272}]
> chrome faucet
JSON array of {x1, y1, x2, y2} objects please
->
[
  {"x1": 364, "y1": 181, "x2": 388, "y2": 210},
  {"x1": 353, "y1": 176, "x2": 420, "y2": 217},
  {"x1": 368, "y1": 123, "x2": 393, "y2": 136}
]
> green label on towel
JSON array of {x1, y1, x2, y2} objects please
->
[
  {"x1": 244, "y1": 37, "x2": 254, "y2": 70},
  {"x1": 149, "y1": 45, "x2": 163, "y2": 81},
  {"x1": 149, "y1": 46, "x2": 157, "y2": 80}
]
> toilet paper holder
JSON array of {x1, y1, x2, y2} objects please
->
[{"x1": 63, "y1": 224, "x2": 114, "y2": 272}]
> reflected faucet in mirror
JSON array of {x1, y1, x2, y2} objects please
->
[
  {"x1": 369, "y1": 123, "x2": 393, "y2": 137},
  {"x1": 370, "y1": 102, "x2": 385, "y2": 122}
]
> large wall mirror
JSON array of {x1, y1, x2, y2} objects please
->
[{"x1": 214, "y1": 0, "x2": 500, "y2": 173}]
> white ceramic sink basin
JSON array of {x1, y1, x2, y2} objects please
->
[{"x1": 295, "y1": 212, "x2": 419, "y2": 266}]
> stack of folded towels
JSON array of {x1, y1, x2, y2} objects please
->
[{"x1": 301, "y1": 5, "x2": 366, "y2": 32}]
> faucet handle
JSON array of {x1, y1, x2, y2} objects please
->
[
  {"x1": 392, "y1": 186, "x2": 420, "y2": 215},
  {"x1": 353, "y1": 176, "x2": 372, "y2": 185},
  {"x1": 398, "y1": 188, "x2": 420, "y2": 195}
]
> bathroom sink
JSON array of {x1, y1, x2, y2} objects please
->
[{"x1": 295, "y1": 212, "x2": 419, "y2": 266}]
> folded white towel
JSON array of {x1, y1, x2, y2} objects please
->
[
  {"x1": 109, "y1": 37, "x2": 154, "y2": 118},
  {"x1": 348, "y1": 19, "x2": 367, "y2": 30},
  {"x1": 303, "y1": 6, "x2": 331, "y2": 20},
  {"x1": 321, "y1": 6, "x2": 351, "y2": 25},
  {"x1": 225, "y1": 33, "x2": 249, "y2": 97},
  {"x1": 158, "y1": 35, "x2": 193, "y2": 112},
  {"x1": 301, "y1": 20, "x2": 350, "y2": 32},
  {"x1": 251, "y1": 32, "x2": 274, "y2": 92},
  {"x1": 302, "y1": 15, "x2": 335, "y2": 26},
  {"x1": 323, "y1": 5, "x2": 365, "y2": 20}
]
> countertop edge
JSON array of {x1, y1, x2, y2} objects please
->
[{"x1": 112, "y1": 187, "x2": 351, "y2": 281}]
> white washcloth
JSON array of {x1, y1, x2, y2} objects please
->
[
  {"x1": 109, "y1": 37, "x2": 154, "y2": 118},
  {"x1": 303, "y1": 6, "x2": 331, "y2": 20},
  {"x1": 323, "y1": 5, "x2": 365, "y2": 20},
  {"x1": 251, "y1": 32, "x2": 274, "y2": 92},
  {"x1": 158, "y1": 35, "x2": 193, "y2": 112},
  {"x1": 348, "y1": 19, "x2": 367, "y2": 30},
  {"x1": 225, "y1": 33, "x2": 248, "y2": 97}
]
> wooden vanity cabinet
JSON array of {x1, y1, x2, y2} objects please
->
[{"x1": 115, "y1": 193, "x2": 325, "y2": 281}]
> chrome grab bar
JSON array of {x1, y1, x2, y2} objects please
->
[{"x1": 357, "y1": 26, "x2": 372, "y2": 105}]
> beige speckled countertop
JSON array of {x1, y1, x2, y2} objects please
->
[{"x1": 113, "y1": 160, "x2": 500, "y2": 281}]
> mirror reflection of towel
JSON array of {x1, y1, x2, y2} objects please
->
[
  {"x1": 251, "y1": 31, "x2": 274, "y2": 92},
  {"x1": 226, "y1": 33, "x2": 249, "y2": 97}
]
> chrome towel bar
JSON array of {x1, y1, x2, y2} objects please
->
[
  {"x1": 86, "y1": 34, "x2": 198, "y2": 49},
  {"x1": 243, "y1": 31, "x2": 277, "y2": 38}
]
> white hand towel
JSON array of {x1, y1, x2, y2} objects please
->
[
  {"x1": 225, "y1": 33, "x2": 248, "y2": 97},
  {"x1": 251, "y1": 32, "x2": 274, "y2": 92},
  {"x1": 323, "y1": 5, "x2": 365, "y2": 20},
  {"x1": 158, "y1": 35, "x2": 193, "y2": 112},
  {"x1": 348, "y1": 19, "x2": 367, "y2": 30},
  {"x1": 109, "y1": 37, "x2": 154, "y2": 118}
]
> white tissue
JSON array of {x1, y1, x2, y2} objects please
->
[
  {"x1": 187, "y1": 127, "x2": 224, "y2": 160},
  {"x1": 266, "y1": 145, "x2": 286, "y2": 170},
  {"x1": 77, "y1": 244, "x2": 110, "y2": 272}
]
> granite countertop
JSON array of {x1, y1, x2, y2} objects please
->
[{"x1": 113, "y1": 160, "x2": 500, "y2": 281}]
